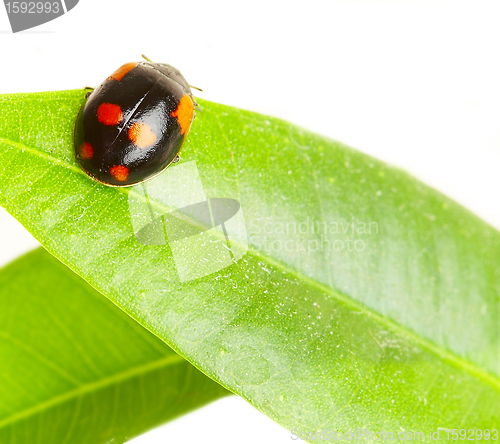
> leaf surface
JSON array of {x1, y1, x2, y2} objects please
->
[
  {"x1": 0, "y1": 248, "x2": 228, "y2": 443},
  {"x1": 0, "y1": 90, "x2": 499, "y2": 436}
]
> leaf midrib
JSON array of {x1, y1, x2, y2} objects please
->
[
  {"x1": 1, "y1": 134, "x2": 499, "y2": 394},
  {"x1": 0, "y1": 353, "x2": 185, "y2": 430}
]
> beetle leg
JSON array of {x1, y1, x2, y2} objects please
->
[{"x1": 84, "y1": 86, "x2": 95, "y2": 99}]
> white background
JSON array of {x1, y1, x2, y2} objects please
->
[{"x1": 1, "y1": 0, "x2": 500, "y2": 442}]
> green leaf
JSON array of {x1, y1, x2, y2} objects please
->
[
  {"x1": 0, "y1": 247, "x2": 229, "y2": 443},
  {"x1": 0, "y1": 90, "x2": 499, "y2": 435}
]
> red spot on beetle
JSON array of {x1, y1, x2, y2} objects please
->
[
  {"x1": 171, "y1": 94, "x2": 194, "y2": 135},
  {"x1": 110, "y1": 165, "x2": 129, "y2": 182},
  {"x1": 97, "y1": 103, "x2": 123, "y2": 126},
  {"x1": 80, "y1": 142, "x2": 94, "y2": 159},
  {"x1": 107, "y1": 62, "x2": 137, "y2": 81},
  {"x1": 128, "y1": 122, "x2": 156, "y2": 148}
]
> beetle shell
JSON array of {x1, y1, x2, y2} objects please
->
[{"x1": 74, "y1": 61, "x2": 195, "y2": 186}]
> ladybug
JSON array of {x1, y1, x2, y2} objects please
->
[{"x1": 74, "y1": 56, "x2": 197, "y2": 187}]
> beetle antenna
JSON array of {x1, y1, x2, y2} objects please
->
[
  {"x1": 141, "y1": 54, "x2": 153, "y2": 62},
  {"x1": 189, "y1": 85, "x2": 203, "y2": 92}
]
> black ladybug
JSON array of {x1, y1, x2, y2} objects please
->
[{"x1": 74, "y1": 56, "x2": 196, "y2": 187}]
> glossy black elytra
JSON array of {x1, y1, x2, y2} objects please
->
[{"x1": 74, "y1": 59, "x2": 196, "y2": 187}]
